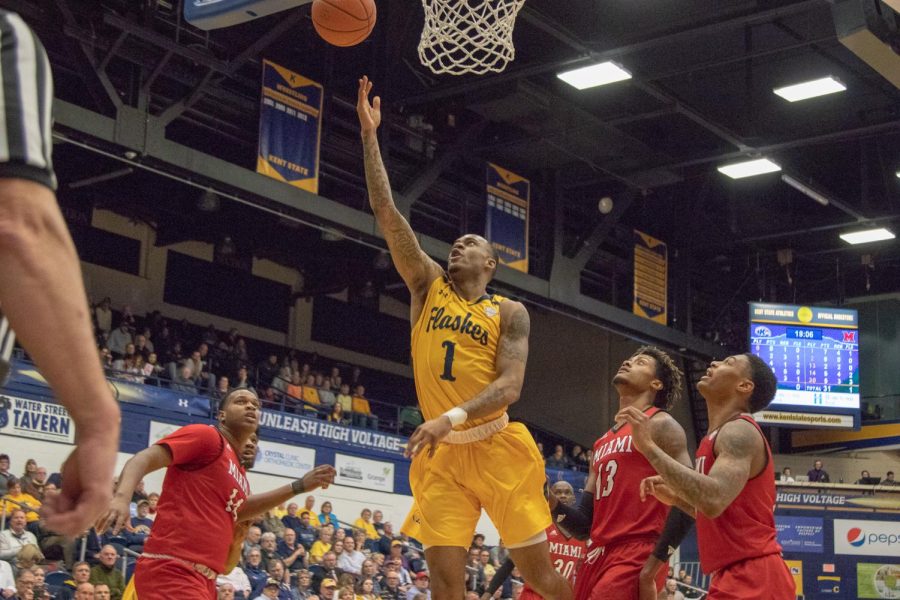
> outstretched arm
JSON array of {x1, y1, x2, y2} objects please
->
[
  {"x1": 405, "y1": 301, "x2": 530, "y2": 458},
  {"x1": 620, "y1": 408, "x2": 761, "y2": 518},
  {"x1": 96, "y1": 445, "x2": 172, "y2": 533},
  {"x1": 238, "y1": 465, "x2": 336, "y2": 521},
  {"x1": 357, "y1": 76, "x2": 442, "y2": 299}
]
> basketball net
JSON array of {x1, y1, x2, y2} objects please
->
[{"x1": 418, "y1": 0, "x2": 526, "y2": 76}]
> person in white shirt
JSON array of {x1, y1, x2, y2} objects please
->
[
  {"x1": 336, "y1": 536, "x2": 365, "y2": 575},
  {"x1": 780, "y1": 467, "x2": 795, "y2": 483},
  {"x1": 217, "y1": 566, "x2": 252, "y2": 599},
  {"x1": 0, "y1": 510, "x2": 38, "y2": 561},
  {"x1": 0, "y1": 558, "x2": 15, "y2": 597}
]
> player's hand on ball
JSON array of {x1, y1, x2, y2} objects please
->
[
  {"x1": 640, "y1": 475, "x2": 678, "y2": 506},
  {"x1": 404, "y1": 416, "x2": 453, "y2": 459},
  {"x1": 615, "y1": 406, "x2": 654, "y2": 454},
  {"x1": 357, "y1": 76, "x2": 381, "y2": 135},
  {"x1": 302, "y1": 465, "x2": 337, "y2": 491}
]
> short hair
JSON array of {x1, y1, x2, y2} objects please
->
[
  {"x1": 633, "y1": 346, "x2": 684, "y2": 409},
  {"x1": 743, "y1": 353, "x2": 778, "y2": 412},
  {"x1": 220, "y1": 388, "x2": 258, "y2": 411},
  {"x1": 260, "y1": 532, "x2": 276, "y2": 542},
  {"x1": 73, "y1": 561, "x2": 90, "y2": 570},
  {"x1": 888, "y1": 471, "x2": 895, "y2": 476},
  {"x1": 0, "y1": 454, "x2": 8, "y2": 461}
]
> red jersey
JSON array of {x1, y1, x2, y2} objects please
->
[
  {"x1": 143, "y1": 424, "x2": 251, "y2": 574},
  {"x1": 521, "y1": 523, "x2": 585, "y2": 598},
  {"x1": 589, "y1": 407, "x2": 668, "y2": 547},
  {"x1": 695, "y1": 415, "x2": 782, "y2": 574}
]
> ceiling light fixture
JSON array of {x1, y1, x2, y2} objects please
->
[
  {"x1": 781, "y1": 174, "x2": 830, "y2": 206},
  {"x1": 840, "y1": 228, "x2": 895, "y2": 245},
  {"x1": 774, "y1": 76, "x2": 846, "y2": 102},
  {"x1": 557, "y1": 62, "x2": 632, "y2": 90},
  {"x1": 717, "y1": 158, "x2": 781, "y2": 179}
]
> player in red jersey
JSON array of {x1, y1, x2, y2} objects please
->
[
  {"x1": 98, "y1": 389, "x2": 335, "y2": 600},
  {"x1": 551, "y1": 347, "x2": 695, "y2": 600},
  {"x1": 622, "y1": 353, "x2": 795, "y2": 600},
  {"x1": 482, "y1": 481, "x2": 586, "y2": 600}
]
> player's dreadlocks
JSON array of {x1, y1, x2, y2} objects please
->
[{"x1": 633, "y1": 345, "x2": 684, "y2": 410}]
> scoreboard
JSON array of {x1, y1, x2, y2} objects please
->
[{"x1": 749, "y1": 303, "x2": 860, "y2": 429}]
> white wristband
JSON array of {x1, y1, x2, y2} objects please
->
[{"x1": 443, "y1": 407, "x2": 468, "y2": 426}]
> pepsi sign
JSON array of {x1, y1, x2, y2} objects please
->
[{"x1": 834, "y1": 519, "x2": 900, "y2": 556}]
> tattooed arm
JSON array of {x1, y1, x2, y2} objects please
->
[
  {"x1": 404, "y1": 301, "x2": 530, "y2": 458},
  {"x1": 456, "y1": 301, "x2": 530, "y2": 419},
  {"x1": 619, "y1": 408, "x2": 762, "y2": 518},
  {"x1": 357, "y1": 77, "x2": 442, "y2": 304}
]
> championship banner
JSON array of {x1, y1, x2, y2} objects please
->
[
  {"x1": 633, "y1": 230, "x2": 667, "y2": 325},
  {"x1": 485, "y1": 163, "x2": 529, "y2": 273},
  {"x1": 257, "y1": 59, "x2": 323, "y2": 193}
]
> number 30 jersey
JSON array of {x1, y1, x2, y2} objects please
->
[
  {"x1": 411, "y1": 275, "x2": 507, "y2": 430},
  {"x1": 589, "y1": 406, "x2": 669, "y2": 547}
]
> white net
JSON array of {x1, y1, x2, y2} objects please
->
[{"x1": 418, "y1": 0, "x2": 526, "y2": 76}]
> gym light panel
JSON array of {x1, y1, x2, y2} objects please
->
[
  {"x1": 557, "y1": 62, "x2": 632, "y2": 90},
  {"x1": 717, "y1": 158, "x2": 781, "y2": 179},
  {"x1": 774, "y1": 77, "x2": 846, "y2": 102},
  {"x1": 839, "y1": 228, "x2": 895, "y2": 245}
]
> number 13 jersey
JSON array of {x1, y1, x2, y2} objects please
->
[
  {"x1": 411, "y1": 275, "x2": 507, "y2": 430},
  {"x1": 589, "y1": 406, "x2": 669, "y2": 547}
]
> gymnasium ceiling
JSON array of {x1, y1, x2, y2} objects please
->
[{"x1": 8, "y1": 0, "x2": 900, "y2": 347}]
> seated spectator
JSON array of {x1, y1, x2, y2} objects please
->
[
  {"x1": 388, "y1": 542, "x2": 411, "y2": 574},
  {"x1": 479, "y1": 549, "x2": 495, "y2": 578},
  {"x1": 807, "y1": 460, "x2": 830, "y2": 483},
  {"x1": 171, "y1": 364, "x2": 198, "y2": 394},
  {"x1": 0, "y1": 558, "x2": 12, "y2": 597},
  {"x1": 14, "y1": 569, "x2": 36, "y2": 600},
  {"x1": 571, "y1": 444, "x2": 590, "y2": 469},
  {"x1": 296, "y1": 511, "x2": 318, "y2": 550},
  {"x1": 286, "y1": 372, "x2": 304, "y2": 406},
  {"x1": 856, "y1": 470, "x2": 872, "y2": 484},
  {"x1": 293, "y1": 569, "x2": 315, "y2": 599},
  {"x1": 310, "y1": 552, "x2": 343, "y2": 591},
  {"x1": 56, "y1": 561, "x2": 92, "y2": 600},
  {"x1": 253, "y1": 578, "x2": 280, "y2": 600},
  {"x1": 318, "y1": 502, "x2": 340, "y2": 529},
  {"x1": 318, "y1": 376, "x2": 336, "y2": 410},
  {"x1": 379, "y1": 572, "x2": 403, "y2": 600},
  {"x1": 260, "y1": 532, "x2": 282, "y2": 565},
  {"x1": 218, "y1": 582, "x2": 236, "y2": 600},
  {"x1": 336, "y1": 384, "x2": 353, "y2": 415},
  {"x1": 261, "y1": 510, "x2": 286, "y2": 539},
  {"x1": 243, "y1": 526, "x2": 263, "y2": 563},
  {"x1": 328, "y1": 402, "x2": 349, "y2": 425},
  {"x1": 0, "y1": 494, "x2": 41, "y2": 533},
  {"x1": 302, "y1": 496, "x2": 320, "y2": 527},
  {"x1": 217, "y1": 566, "x2": 253, "y2": 600},
  {"x1": 127, "y1": 500, "x2": 154, "y2": 549},
  {"x1": 271, "y1": 367, "x2": 292, "y2": 397},
  {"x1": 94, "y1": 297, "x2": 113, "y2": 335},
  {"x1": 107, "y1": 322, "x2": 132, "y2": 358},
  {"x1": 265, "y1": 560, "x2": 292, "y2": 600},
  {"x1": 780, "y1": 467, "x2": 795, "y2": 483},
  {"x1": 22, "y1": 465, "x2": 47, "y2": 501},
  {"x1": 302, "y1": 376, "x2": 322, "y2": 408},
  {"x1": 679, "y1": 574, "x2": 702, "y2": 599},
  {"x1": 233, "y1": 366, "x2": 256, "y2": 394},
  {"x1": 407, "y1": 572, "x2": 430, "y2": 600},
  {"x1": 883, "y1": 471, "x2": 899, "y2": 486},
  {"x1": 134, "y1": 334, "x2": 152, "y2": 360},
  {"x1": 94, "y1": 583, "x2": 112, "y2": 600},
  {"x1": 146, "y1": 493, "x2": 160, "y2": 521},
  {"x1": 337, "y1": 536, "x2": 365, "y2": 575},
  {"x1": 281, "y1": 503, "x2": 303, "y2": 535},
  {"x1": 0, "y1": 508, "x2": 38, "y2": 562},
  {"x1": 545, "y1": 445, "x2": 571, "y2": 470},
  {"x1": 90, "y1": 545, "x2": 125, "y2": 600},
  {"x1": 243, "y1": 548, "x2": 269, "y2": 597},
  {"x1": 489, "y1": 540, "x2": 508, "y2": 568},
  {"x1": 309, "y1": 525, "x2": 334, "y2": 564},
  {"x1": 142, "y1": 352, "x2": 164, "y2": 386},
  {"x1": 372, "y1": 510, "x2": 386, "y2": 537},
  {"x1": 257, "y1": 355, "x2": 281, "y2": 389},
  {"x1": 375, "y1": 523, "x2": 396, "y2": 556},
  {"x1": 351, "y1": 386, "x2": 378, "y2": 430},
  {"x1": 276, "y1": 529, "x2": 306, "y2": 575},
  {"x1": 354, "y1": 509, "x2": 379, "y2": 541},
  {"x1": 357, "y1": 576, "x2": 378, "y2": 600},
  {"x1": 658, "y1": 578, "x2": 685, "y2": 600},
  {"x1": 318, "y1": 578, "x2": 338, "y2": 600}
]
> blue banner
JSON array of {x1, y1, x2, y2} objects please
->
[
  {"x1": 485, "y1": 163, "x2": 530, "y2": 273},
  {"x1": 259, "y1": 410, "x2": 408, "y2": 458},
  {"x1": 257, "y1": 60, "x2": 323, "y2": 193},
  {"x1": 777, "y1": 515, "x2": 825, "y2": 553}
]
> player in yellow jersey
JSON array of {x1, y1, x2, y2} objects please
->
[{"x1": 357, "y1": 76, "x2": 572, "y2": 600}]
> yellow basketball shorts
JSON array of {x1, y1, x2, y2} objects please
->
[{"x1": 401, "y1": 421, "x2": 551, "y2": 548}]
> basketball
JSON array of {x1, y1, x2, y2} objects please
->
[{"x1": 312, "y1": 0, "x2": 376, "y2": 48}]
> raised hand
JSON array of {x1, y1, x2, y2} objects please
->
[
  {"x1": 357, "y1": 76, "x2": 382, "y2": 135},
  {"x1": 302, "y1": 465, "x2": 337, "y2": 491}
]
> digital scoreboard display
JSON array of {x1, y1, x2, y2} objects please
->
[{"x1": 749, "y1": 303, "x2": 859, "y2": 429}]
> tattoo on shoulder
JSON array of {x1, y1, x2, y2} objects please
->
[
  {"x1": 717, "y1": 421, "x2": 761, "y2": 458},
  {"x1": 504, "y1": 305, "x2": 530, "y2": 340},
  {"x1": 498, "y1": 306, "x2": 529, "y2": 363}
]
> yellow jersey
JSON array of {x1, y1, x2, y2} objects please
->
[{"x1": 411, "y1": 275, "x2": 507, "y2": 430}]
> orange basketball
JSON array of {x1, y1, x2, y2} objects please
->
[{"x1": 312, "y1": 0, "x2": 377, "y2": 47}]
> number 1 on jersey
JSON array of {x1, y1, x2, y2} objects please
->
[{"x1": 440, "y1": 340, "x2": 457, "y2": 381}]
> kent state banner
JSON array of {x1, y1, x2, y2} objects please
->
[
  {"x1": 485, "y1": 163, "x2": 530, "y2": 273},
  {"x1": 257, "y1": 59, "x2": 323, "y2": 193},
  {"x1": 633, "y1": 230, "x2": 668, "y2": 325}
]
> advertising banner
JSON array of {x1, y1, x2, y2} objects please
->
[
  {"x1": 253, "y1": 440, "x2": 316, "y2": 479},
  {"x1": 259, "y1": 411, "x2": 406, "y2": 457},
  {"x1": 0, "y1": 395, "x2": 74, "y2": 444},
  {"x1": 776, "y1": 516, "x2": 824, "y2": 553},
  {"x1": 857, "y1": 563, "x2": 900, "y2": 599},
  {"x1": 334, "y1": 453, "x2": 395, "y2": 493},
  {"x1": 834, "y1": 519, "x2": 900, "y2": 557},
  {"x1": 784, "y1": 560, "x2": 804, "y2": 597}
]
